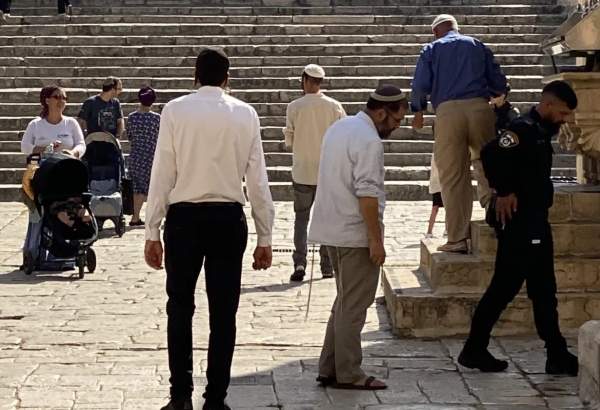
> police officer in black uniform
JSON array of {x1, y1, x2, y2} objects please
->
[{"x1": 458, "y1": 80, "x2": 579, "y2": 376}]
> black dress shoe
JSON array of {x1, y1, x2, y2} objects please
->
[
  {"x1": 546, "y1": 350, "x2": 578, "y2": 376},
  {"x1": 161, "y1": 398, "x2": 193, "y2": 410},
  {"x1": 289, "y1": 267, "x2": 305, "y2": 282},
  {"x1": 458, "y1": 346, "x2": 508, "y2": 372}
]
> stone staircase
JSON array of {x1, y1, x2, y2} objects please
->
[
  {"x1": 383, "y1": 186, "x2": 600, "y2": 337},
  {"x1": 0, "y1": 0, "x2": 575, "y2": 201}
]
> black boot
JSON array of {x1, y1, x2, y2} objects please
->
[
  {"x1": 546, "y1": 349, "x2": 578, "y2": 376},
  {"x1": 202, "y1": 402, "x2": 230, "y2": 410},
  {"x1": 458, "y1": 345, "x2": 508, "y2": 372},
  {"x1": 161, "y1": 398, "x2": 193, "y2": 410}
]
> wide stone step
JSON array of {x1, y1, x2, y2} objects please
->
[
  {"x1": 0, "y1": 23, "x2": 558, "y2": 37},
  {"x1": 0, "y1": 43, "x2": 546, "y2": 58},
  {"x1": 0, "y1": 151, "x2": 576, "y2": 169},
  {"x1": 419, "y1": 238, "x2": 600, "y2": 294},
  {"x1": 0, "y1": 139, "x2": 436, "y2": 154},
  {"x1": 0, "y1": 33, "x2": 549, "y2": 47},
  {"x1": 0, "y1": 64, "x2": 559, "y2": 78},
  {"x1": 8, "y1": 4, "x2": 563, "y2": 17},
  {"x1": 0, "y1": 165, "x2": 429, "y2": 185},
  {"x1": 0, "y1": 165, "x2": 575, "y2": 186},
  {"x1": 0, "y1": 89, "x2": 541, "y2": 107},
  {"x1": 0, "y1": 138, "x2": 573, "y2": 154},
  {"x1": 471, "y1": 221, "x2": 600, "y2": 259},
  {"x1": 0, "y1": 180, "x2": 432, "y2": 202},
  {"x1": 0, "y1": 14, "x2": 565, "y2": 27},
  {"x1": 3, "y1": 109, "x2": 548, "y2": 130},
  {"x1": 13, "y1": 74, "x2": 546, "y2": 90},
  {"x1": 0, "y1": 54, "x2": 554, "y2": 67},
  {"x1": 0, "y1": 151, "x2": 439, "y2": 167},
  {"x1": 13, "y1": 0, "x2": 563, "y2": 6},
  {"x1": 382, "y1": 266, "x2": 600, "y2": 338}
]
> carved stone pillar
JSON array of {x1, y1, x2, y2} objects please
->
[{"x1": 543, "y1": 72, "x2": 600, "y2": 185}]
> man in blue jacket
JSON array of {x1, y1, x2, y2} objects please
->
[{"x1": 411, "y1": 14, "x2": 507, "y2": 253}]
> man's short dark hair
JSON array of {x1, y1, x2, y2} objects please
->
[
  {"x1": 366, "y1": 97, "x2": 409, "y2": 112},
  {"x1": 302, "y1": 72, "x2": 323, "y2": 85},
  {"x1": 102, "y1": 77, "x2": 120, "y2": 93},
  {"x1": 195, "y1": 48, "x2": 230, "y2": 87},
  {"x1": 542, "y1": 80, "x2": 578, "y2": 110}
]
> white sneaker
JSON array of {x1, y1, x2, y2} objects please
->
[{"x1": 424, "y1": 233, "x2": 434, "y2": 239}]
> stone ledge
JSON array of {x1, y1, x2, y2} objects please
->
[
  {"x1": 419, "y1": 238, "x2": 600, "y2": 294},
  {"x1": 383, "y1": 267, "x2": 600, "y2": 338}
]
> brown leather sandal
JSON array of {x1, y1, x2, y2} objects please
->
[{"x1": 331, "y1": 376, "x2": 387, "y2": 390}]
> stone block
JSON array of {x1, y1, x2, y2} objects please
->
[
  {"x1": 383, "y1": 267, "x2": 600, "y2": 338},
  {"x1": 471, "y1": 221, "x2": 600, "y2": 258},
  {"x1": 579, "y1": 321, "x2": 600, "y2": 408},
  {"x1": 420, "y1": 239, "x2": 600, "y2": 294}
]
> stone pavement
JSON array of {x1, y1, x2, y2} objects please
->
[{"x1": 0, "y1": 202, "x2": 587, "y2": 409}]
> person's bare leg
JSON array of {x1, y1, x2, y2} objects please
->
[
  {"x1": 427, "y1": 205, "x2": 440, "y2": 236},
  {"x1": 131, "y1": 193, "x2": 146, "y2": 223}
]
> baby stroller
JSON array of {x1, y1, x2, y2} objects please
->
[
  {"x1": 23, "y1": 153, "x2": 98, "y2": 279},
  {"x1": 82, "y1": 132, "x2": 129, "y2": 237}
]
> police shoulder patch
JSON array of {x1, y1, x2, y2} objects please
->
[{"x1": 498, "y1": 131, "x2": 520, "y2": 149}]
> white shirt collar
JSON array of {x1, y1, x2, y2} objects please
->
[
  {"x1": 196, "y1": 86, "x2": 225, "y2": 97},
  {"x1": 356, "y1": 111, "x2": 377, "y2": 132}
]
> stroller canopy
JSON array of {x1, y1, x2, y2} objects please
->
[
  {"x1": 83, "y1": 132, "x2": 124, "y2": 183},
  {"x1": 33, "y1": 153, "x2": 89, "y2": 205}
]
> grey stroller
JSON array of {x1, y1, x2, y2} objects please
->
[{"x1": 82, "y1": 132, "x2": 128, "y2": 237}]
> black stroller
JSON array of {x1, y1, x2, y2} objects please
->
[{"x1": 22, "y1": 153, "x2": 98, "y2": 279}]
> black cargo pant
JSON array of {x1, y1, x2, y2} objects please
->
[
  {"x1": 465, "y1": 211, "x2": 567, "y2": 352},
  {"x1": 57, "y1": 0, "x2": 71, "y2": 14},
  {"x1": 0, "y1": 0, "x2": 10, "y2": 13},
  {"x1": 164, "y1": 202, "x2": 248, "y2": 403}
]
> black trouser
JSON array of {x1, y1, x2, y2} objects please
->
[
  {"x1": 0, "y1": 0, "x2": 10, "y2": 13},
  {"x1": 57, "y1": 0, "x2": 71, "y2": 14},
  {"x1": 164, "y1": 202, "x2": 248, "y2": 402},
  {"x1": 466, "y1": 211, "x2": 566, "y2": 353}
]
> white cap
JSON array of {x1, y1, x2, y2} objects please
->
[
  {"x1": 303, "y1": 64, "x2": 325, "y2": 79},
  {"x1": 431, "y1": 14, "x2": 458, "y2": 30}
]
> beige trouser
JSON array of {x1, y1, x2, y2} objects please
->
[
  {"x1": 318, "y1": 246, "x2": 380, "y2": 384},
  {"x1": 434, "y1": 98, "x2": 496, "y2": 243}
]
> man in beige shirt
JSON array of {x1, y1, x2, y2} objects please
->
[{"x1": 283, "y1": 64, "x2": 346, "y2": 282}]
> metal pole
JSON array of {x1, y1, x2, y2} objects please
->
[{"x1": 304, "y1": 244, "x2": 316, "y2": 321}]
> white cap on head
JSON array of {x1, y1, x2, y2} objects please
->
[
  {"x1": 303, "y1": 64, "x2": 325, "y2": 79},
  {"x1": 431, "y1": 14, "x2": 458, "y2": 30}
]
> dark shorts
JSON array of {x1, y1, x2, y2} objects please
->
[{"x1": 432, "y1": 192, "x2": 444, "y2": 208}]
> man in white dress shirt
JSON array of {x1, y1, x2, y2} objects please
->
[
  {"x1": 144, "y1": 48, "x2": 275, "y2": 410},
  {"x1": 309, "y1": 85, "x2": 408, "y2": 391},
  {"x1": 283, "y1": 64, "x2": 346, "y2": 282}
]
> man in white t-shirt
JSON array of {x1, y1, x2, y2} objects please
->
[{"x1": 283, "y1": 64, "x2": 346, "y2": 282}]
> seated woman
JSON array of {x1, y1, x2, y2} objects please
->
[{"x1": 20, "y1": 85, "x2": 86, "y2": 268}]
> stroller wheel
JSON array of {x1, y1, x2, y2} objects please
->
[
  {"x1": 77, "y1": 256, "x2": 85, "y2": 279},
  {"x1": 86, "y1": 248, "x2": 96, "y2": 273},
  {"x1": 115, "y1": 217, "x2": 126, "y2": 237},
  {"x1": 23, "y1": 251, "x2": 34, "y2": 275}
]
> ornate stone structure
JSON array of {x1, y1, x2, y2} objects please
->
[{"x1": 547, "y1": 73, "x2": 600, "y2": 185}]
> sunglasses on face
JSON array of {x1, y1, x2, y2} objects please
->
[{"x1": 50, "y1": 95, "x2": 68, "y2": 101}]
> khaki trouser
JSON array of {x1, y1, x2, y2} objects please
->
[
  {"x1": 434, "y1": 98, "x2": 496, "y2": 243},
  {"x1": 318, "y1": 246, "x2": 380, "y2": 383}
]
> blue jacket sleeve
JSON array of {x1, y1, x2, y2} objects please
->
[
  {"x1": 483, "y1": 44, "x2": 507, "y2": 97},
  {"x1": 410, "y1": 45, "x2": 433, "y2": 113}
]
